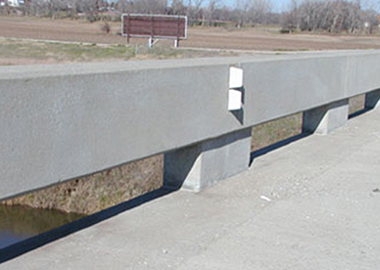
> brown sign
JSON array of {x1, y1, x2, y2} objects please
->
[{"x1": 122, "y1": 14, "x2": 187, "y2": 41}]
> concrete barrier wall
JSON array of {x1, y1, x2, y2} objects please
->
[{"x1": 1, "y1": 51, "x2": 380, "y2": 200}]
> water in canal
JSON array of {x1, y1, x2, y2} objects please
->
[{"x1": 0, "y1": 204, "x2": 85, "y2": 249}]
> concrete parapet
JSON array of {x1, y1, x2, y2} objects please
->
[
  {"x1": 164, "y1": 128, "x2": 251, "y2": 191},
  {"x1": 2, "y1": 51, "x2": 380, "y2": 199},
  {"x1": 303, "y1": 99, "x2": 349, "y2": 135}
]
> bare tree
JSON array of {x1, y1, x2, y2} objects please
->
[
  {"x1": 170, "y1": 0, "x2": 186, "y2": 15},
  {"x1": 116, "y1": 0, "x2": 133, "y2": 13},
  {"x1": 247, "y1": 0, "x2": 272, "y2": 24},
  {"x1": 233, "y1": 0, "x2": 272, "y2": 26},
  {"x1": 116, "y1": 0, "x2": 167, "y2": 14},
  {"x1": 281, "y1": 0, "x2": 299, "y2": 30},
  {"x1": 10, "y1": 0, "x2": 380, "y2": 35},
  {"x1": 283, "y1": 0, "x2": 368, "y2": 34},
  {"x1": 187, "y1": 0, "x2": 204, "y2": 24},
  {"x1": 28, "y1": 0, "x2": 55, "y2": 17},
  {"x1": 363, "y1": 9, "x2": 378, "y2": 34},
  {"x1": 204, "y1": 0, "x2": 221, "y2": 26}
]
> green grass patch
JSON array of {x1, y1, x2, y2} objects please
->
[
  {"x1": 0, "y1": 39, "x2": 233, "y2": 65},
  {"x1": 0, "y1": 40, "x2": 137, "y2": 62}
]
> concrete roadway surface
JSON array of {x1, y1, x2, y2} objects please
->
[{"x1": 2, "y1": 109, "x2": 380, "y2": 269}]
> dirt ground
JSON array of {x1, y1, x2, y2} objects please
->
[{"x1": 1, "y1": 16, "x2": 380, "y2": 51}]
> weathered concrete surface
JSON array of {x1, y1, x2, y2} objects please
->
[
  {"x1": 303, "y1": 99, "x2": 349, "y2": 134},
  {"x1": 2, "y1": 50, "x2": 380, "y2": 200},
  {"x1": 3, "y1": 108, "x2": 380, "y2": 269},
  {"x1": 164, "y1": 128, "x2": 251, "y2": 191}
]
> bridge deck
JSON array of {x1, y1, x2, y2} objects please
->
[{"x1": 3, "y1": 109, "x2": 380, "y2": 269}]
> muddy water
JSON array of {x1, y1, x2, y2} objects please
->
[{"x1": 0, "y1": 205, "x2": 85, "y2": 249}]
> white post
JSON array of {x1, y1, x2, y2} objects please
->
[{"x1": 148, "y1": 37, "x2": 153, "y2": 48}]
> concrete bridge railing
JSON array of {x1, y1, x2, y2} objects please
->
[{"x1": 1, "y1": 51, "x2": 380, "y2": 200}]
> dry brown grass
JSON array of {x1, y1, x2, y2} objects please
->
[{"x1": 3, "y1": 156, "x2": 163, "y2": 215}]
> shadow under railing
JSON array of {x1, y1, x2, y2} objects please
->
[
  {"x1": 348, "y1": 107, "x2": 372, "y2": 119},
  {"x1": 0, "y1": 186, "x2": 177, "y2": 264},
  {"x1": 2, "y1": 102, "x2": 377, "y2": 264},
  {"x1": 250, "y1": 132, "x2": 312, "y2": 166}
]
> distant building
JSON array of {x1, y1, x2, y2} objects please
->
[{"x1": 6, "y1": 0, "x2": 24, "y2": 7}]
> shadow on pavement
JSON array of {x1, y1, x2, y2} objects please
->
[
  {"x1": 0, "y1": 186, "x2": 177, "y2": 264},
  {"x1": 3, "y1": 106, "x2": 375, "y2": 264},
  {"x1": 250, "y1": 133, "x2": 311, "y2": 166},
  {"x1": 348, "y1": 107, "x2": 372, "y2": 119}
]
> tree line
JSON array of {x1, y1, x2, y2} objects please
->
[
  {"x1": 282, "y1": 0, "x2": 380, "y2": 34},
  {"x1": 2, "y1": 0, "x2": 380, "y2": 34}
]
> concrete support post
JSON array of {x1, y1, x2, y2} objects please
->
[
  {"x1": 303, "y1": 99, "x2": 349, "y2": 135},
  {"x1": 164, "y1": 128, "x2": 252, "y2": 191},
  {"x1": 365, "y1": 89, "x2": 380, "y2": 109}
]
